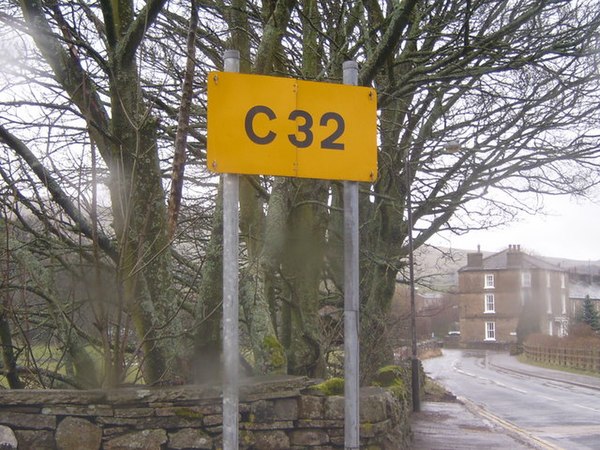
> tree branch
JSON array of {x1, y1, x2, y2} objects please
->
[
  {"x1": 359, "y1": 0, "x2": 420, "y2": 86},
  {"x1": 19, "y1": 0, "x2": 114, "y2": 165},
  {"x1": 0, "y1": 126, "x2": 118, "y2": 261},
  {"x1": 254, "y1": 0, "x2": 296, "y2": 74},
  {"x1": 115, "y1": 0, "x2": 169, "y2": 65},
  {"x1": 167, "y1": 0, "x2": 198, "y2": 239}
]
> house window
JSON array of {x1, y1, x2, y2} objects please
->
[
  {"x1": 521, "y1": 271, "x2": 531, "y2": 288},
  {"x1": 484, "y1": 294, "x2": 495, "y2": 313},
  {"x1": 485, "y1": 322, "x2": 496, "y2": 341},
  {"x1": 561, "y1": 294, "x2": 566, "y2": 315},
  {"x1": 560, "y1": 274, "x2": 565, "y2": 289},
  {"x1": 557, "y1": 320, "x2": 567, "y2": 337},
  {"x1": 547, "y1": 292, "x2": 552, "y2": 314},
  {"x1": 484, "y1": 273, "x2": 495, "y2": 289},
  {"x1": 546, "y1": 272, "x2": 551, "y2": 288}
]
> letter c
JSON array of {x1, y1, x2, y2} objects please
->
[{"x1": 245, "y1": 105, "x2": 276, "y2": 145}]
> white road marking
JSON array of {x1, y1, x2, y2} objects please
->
[
  {"x1": 506, "y1": 385, "x2": 528, "y2": 394},
  {"x1": 456, "y1": 367, "x2": 530, "y2": 394},
  {"x1": 573, "y1": 404, "x2": 600, "y2": 413}
]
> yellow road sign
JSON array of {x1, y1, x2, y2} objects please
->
[{"x1": 207, "y1": 72, "x2": 377, "y2": 182}]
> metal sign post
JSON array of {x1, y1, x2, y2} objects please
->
[
  {"x1": 222, "y1": 49, "x2": 240, "y2": 450},
  {"x1": 343, "y1": 60, "x2": 360, "y2": 450}
]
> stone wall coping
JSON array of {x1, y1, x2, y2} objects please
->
[{"x1": 0, "y1": 375, "x2": 313, "y2": 406}]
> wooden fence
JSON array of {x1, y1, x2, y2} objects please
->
[{"x1": 523, "y1": 343, "x2": 600, "y2": 373}]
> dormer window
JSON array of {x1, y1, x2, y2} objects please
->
[{"x1": 484, "y1": 273, "x2": 495, "y2": 289}]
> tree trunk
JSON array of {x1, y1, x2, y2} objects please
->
[
  {"x1": 108, "y1": 54, "x2": 183, "y2": 385},
  {"x1": 282, "y1": 179, "x2": 328, "y2": 377},
  {"x1": 242, "y1": 178, "x2": 290, "y2": 374},
  {"x1": 192, "y1": 185, "x2": 224, "y2": 383},
  {"x1": 0, "y1": 315, "x2": 22, "y2": 389},
  {"x1": 228, "y1": 0, "x2": 287, "y2": 375},
  {"x1": 358, "y1": 102, "x2": 407, "y2": 384}
]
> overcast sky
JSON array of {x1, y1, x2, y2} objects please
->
[{"x1": 431, "y1": 190, "x2": 600, "y2": 262}]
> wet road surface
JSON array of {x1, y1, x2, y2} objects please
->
[
  {"x1": 421, "y1": 349, "x2": 600, "y2": 449},
  {"x1": 411, "y1": 400, "x2": 534, "y2": 449}
]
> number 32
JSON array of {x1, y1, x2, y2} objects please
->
[{"x1": 244, "y1": 105, "x2": 345, "y2": 150}]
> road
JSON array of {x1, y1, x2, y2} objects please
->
[{"x1": 423, "y1": 349, "x2": 600, "y2": 450}]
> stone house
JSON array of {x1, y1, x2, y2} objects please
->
[
  {"x1": 458, "y1": 245, "x2": 569, "y2": 347},
  {"x1": 565, "y1": 262, "x2": 600, "y2": 319}
]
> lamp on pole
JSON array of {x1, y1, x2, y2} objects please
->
[{"x1": 404, "y1": 148, "x2": 420, "y2": 413}]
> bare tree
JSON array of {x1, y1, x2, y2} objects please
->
[{"x1": 0, "y1": 0, "x2": 599, "y2": 388}]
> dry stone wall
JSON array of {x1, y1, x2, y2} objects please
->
[{"x1": 0, "y1": 376, "x2": 411, "y2": 449}]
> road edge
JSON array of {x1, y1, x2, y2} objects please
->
[
  {"x1": 490, "y1": 362, "x2": 600, "y2": 392},
  {"x1": 458, "y1": 396, "x2": 563, "y2": 450}
]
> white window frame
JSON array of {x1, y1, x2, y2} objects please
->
[
  {"x1": 484, "y1": 293, "x2": 495, "y2": 313},
  {"x1": 547, "y1": 292, "x2": 552, "y2": 314},
  {"x1": 561, "y1": 294, "x2": 566, "y2": 315},
  {"x1": 558, "y1": 320, "x2": 567, "y2": 338},
  {"x1": 485, "y1": 321, "x2": 496, "y2": 341},
  {"x1": 546, "y1": 272, "x2": 551, "y2": 288},
  {"x1": 484, "y1": 273, "x2": 495, "y2": 289},
  {"x1": 521, "y1": 271, "x2": 531, "y2": 288},
  {"x1": 560, "y1": 273, "x2": 566, "y2": 289}
]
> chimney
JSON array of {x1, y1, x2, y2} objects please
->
[
  {"x1": 507, "y1": 244, "x2": 523, "y2": 267},
  {"x1": 467, "y1": 245, "x2": 483, "y2": 268}
]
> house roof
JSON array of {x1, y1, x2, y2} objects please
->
[
  {"x1": 459, "y1": 247, "x2": 564, "y2": 272},
  {"x1": 570, "y1": 280, "x2": 600, "y2": 300}
]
